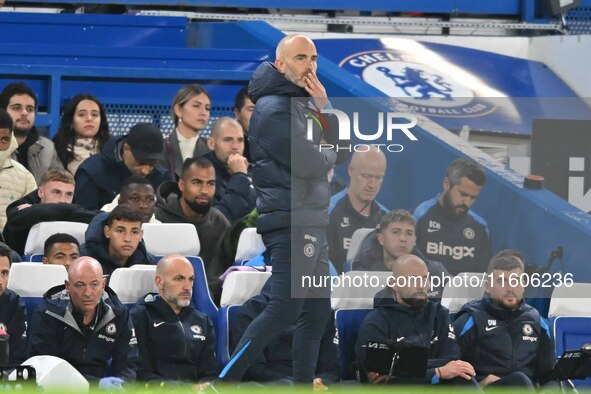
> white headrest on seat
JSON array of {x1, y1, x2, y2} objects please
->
[
  {"x1": 220, "y1": 271, "x2": 272, "y2": 306},
  {"x1": 7, "y1": 263, "x2": 68, "y2": 296},
  {"x1": 24, "y1": 221, "x2": 88, "y2": 255},
  {"x1": 346, "y1": 228, "x2": 374, "y2": 263},
  {"x1": 549, "y1": 283, "x2": 591, "y2": 317},
  {"x1": 331, "y1": 271, "x2": 392, "y2": 310},
  {"x1": 109, "y1": 266, "x2": 158, "y2": 304},
  {"x1": 441, "y1": 272, "x2": 486, "y2": 313},
  {"x1": 141, "y1": 223, "x2": 200, "y2": 256},
  {"x1": 235, "y1": 228, "x2": 265, "y2": 262}
]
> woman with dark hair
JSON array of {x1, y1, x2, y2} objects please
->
[
  {"x1": 53, "y1": 94, "x2": 111, "y2": 175},
  {"x1": 165, "y1": 84, "x2": 211, "y2": 179}
]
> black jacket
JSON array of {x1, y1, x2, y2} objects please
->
[
  {"x1": 28, "y1": 285, "x2": 137, "y2": 380},
  {"x1": 453, "y1": 297, "x2": 555, "y2": 383},
  {"x1": 155, "y1": 181, "x2": 231, "y2": 305},
  {"x1": 130, "y1": 294, "x2": 217, "y2": 382},
  {"x1": 248, "y1": 62, "x2": 348, "y2": 233},
  {"x1": 414, "y1": 196, "x2": 491, "y2": 275},
  {"x1": 3, "y1": 189, "x2": 97, "y2": 255},
  {"x1": 203, "y1": 151, "x2": 256, "y2": 225},
  {"x1": 355, "y1": 288, "x2": 459, "y2": 384},
  {"x1": 80, "y1": 211, "x2": 156, "y2": 277},
  {"x1": 74, "y1": 136, "x2": 171, "y2": 211},
  {"x1": 0, "y1": 289, "x2": 27, "y2": 364}
]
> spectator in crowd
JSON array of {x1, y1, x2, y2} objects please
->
[
  {"x1": 42, "y1": 233, "x2": 80, "y2": 271},
  {"x1": 356, "y1": 254, "x2": 476, "y2": 385},
  {"x1": 155, "y1": 157, "x2": 230, "y2": 304},
  {"x1": 74, "y1": 122, "x2": 170, "y2": 211},
  {"x1": 52, "y1": 93, "x2": 111, "y2": 176},
  {"x1": 230, "y1": 280, "x2": 340, "y2": 387},
  {"x1": 219, "y1": 34, "x2": 349, "y2": 384},
  {"x1": 131, "y1": 254, "x2": 217, "y2": 385},
  {"x1": 0, "y1": 242, "x2": 27, "y2": 364},
  {"x1": 0, "y1": 82, "x2": 63, "y2": 184},
  {"x1": 453, "y1": 253, "x2": 555, "y2": 388},
  {"x1": 328, "y1": 146, "x2": 387, "y2": 272},
  {"x1": 28, "y1": 257, "x2": 137, "y2": 382},
  {"x1": 81, "y1": 204, "x2": 154, "y2": 276},
  {"x1": 165, "y1": 84, "x2": 211, "y2": 179},
  {"x1": 354, "y1": 209, "x2": 448, "y2": 300},
  {"x1": 101, "y1": 176, "x2": 159, "y2": 223},
  {"x1": 203, "y1": 117, "x2": 256, "y2": 224},
  {"x1": 3, "y1": 168, "x2": 95, "y2": 255},
  {"x1": 414, "y1": 158, "x2": 491, "y2": 275},
  {"x1": 233, "y1": 86, "x2": 254, "y2": 161},
  {"x1": 0, "y1": 108, "x2": 36, "y2": 229}
]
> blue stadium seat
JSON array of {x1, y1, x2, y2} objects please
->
[
  {"x1": 234, "y1": 228, "x2": 265, "y2": 266},
  {"x1": 549, "y1": 283, "x2": 591, "y2": 387},
  {"x1": 186, "y1": 256, "x2": 219, "y2": 327},
  {"x1": 7, "y1": 263, "x2": 68, "y2": 325},
  {"x1": 334, "y1": 308, "x2": 371, "y2": 380},
  {"x1": 216, "y1": 305, "x2": 240, "y2": 368},
  {"x1": 23, "y1": 221, "x2": 88, "y2": 261},
  {"x1": 28, "y1": 253, "x2": 44, "y2": 262}
]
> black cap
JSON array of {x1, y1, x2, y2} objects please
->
[{"x1": 126, "y1": 123, "x2": 164, "y2": 163}]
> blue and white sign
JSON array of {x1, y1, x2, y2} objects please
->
[{"x1": 315, "y1": 39, "x2": 590, "y2": 136}]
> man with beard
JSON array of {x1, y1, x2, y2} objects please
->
[
  {"x1": 356, "y1": 254, "x2": 475, "y2": 385},
  {"x1": 155, "y1": 157, "x2": 230, "y2": 304},
  {"x1": 328, "y1": 146, "x2": 388, "y2": 273},
  {"x1": 414, "y1": 158, "x2": 491, "y2": 275},
  {"x1": 131, "y1": 254, "x2": 217, "y2": 385},
  {"x1": 0, "y1": 82, "x2": 63, "y2": 184},
  {"x1": 75, "y1": 123, "x2": 170, "y2": 211},
  {"x1": 203, "y1": 117, "x2": 256, "y2": 224},
  {"x1": 453, "y1": 253, "x2": 555, "y2": 388}
]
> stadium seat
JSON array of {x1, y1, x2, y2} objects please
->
[
  {"x1": 23, "y1": 221, "x2": 88, "y2": 257},
  {"x1": 330, "y1": 270, "x2": 391, "y2": 310},
  {"x1": 7, "y1": 263, "x2": 67, "y2": 324},
  {"x1": 343, "y1": 228, "x2": 373, "y2": 272},
  {"x1": 217, "y1": 270, "x2": 271, "y2": 368},
  {"x1": 334, "y1": 308, "x2": 371, "y2": 380},
  {"x1": 219, "y1": 271, "x2": 271, "y2": 307},
  {"x1": 29, "y1": 253, "x2": 44, "y2": 262},
  {"x1": 108, "y1": 266, "x2": 158, "y2": 305},
  {"x1": 142, "y1": 223, "x2": 200, "y2": 256},
  {"x1": 216, "y1": 305, "x2": 240, "y2": 368},
  {"x1": 186, "y1": 256, "x2": 218, "y2": 326},
  {"x1": 549, "y1": 283, "x2": 591, "y2": 387},
  {"x1": 441, "y1": 272, "x2": 486, "y2": 315},
  {"x1": 234, "y1": 228, "x2": 265, "y2": 265}
]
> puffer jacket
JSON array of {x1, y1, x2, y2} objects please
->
[
  {"x1": 248, "y1": 61, "x2": 348, "y2": 233},
  {"x1": 0, "y1": 135, "x2": 37, "y2": 228}
]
